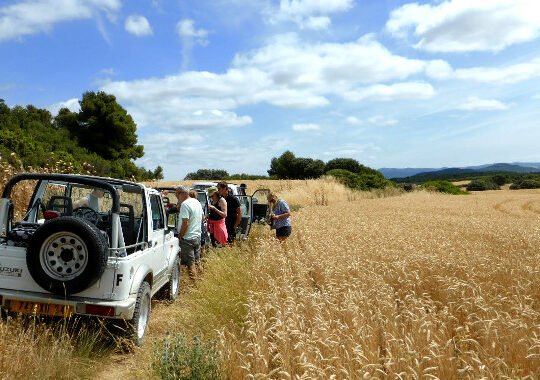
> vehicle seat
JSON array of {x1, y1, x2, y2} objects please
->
[
  {"x1": 119, "y1": 203, "x2": 137, "y2": 252},
  {"x1": 46, "y1": 196, "x2": 73, "y2": 216}
]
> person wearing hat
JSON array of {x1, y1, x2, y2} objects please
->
[{"x1": 207, "y1": 187, "x2": 228, "y2": 246}]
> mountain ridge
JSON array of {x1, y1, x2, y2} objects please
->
[{"x1": 379, "y1": 162, "x2": 540, "y2": 179}]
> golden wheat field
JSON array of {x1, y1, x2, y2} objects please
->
[{"x1": 0, "y1": 173, "x2": 539, "y2": 379}]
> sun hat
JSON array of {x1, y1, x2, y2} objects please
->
[{"x1": 207, "y1": 187, "x2": 218, "y2": 196}]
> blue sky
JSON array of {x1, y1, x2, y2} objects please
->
[{"x1": 1, "y1": 0, "x2": 540, "y2": 180}]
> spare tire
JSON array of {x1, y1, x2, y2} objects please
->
[{"x1": 26, "y1": 216, "x2": 109, "y2": 295}]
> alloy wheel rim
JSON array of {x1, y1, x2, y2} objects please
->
[{"x1": 137, "y1": 293, "x2": 150, "y2": 339}]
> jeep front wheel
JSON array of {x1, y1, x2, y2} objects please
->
[{"x1": 26, "y1": 216, "x2": 108, "y2": 295}]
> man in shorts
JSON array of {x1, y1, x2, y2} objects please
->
[{"x1": 175, "y1": 185, "x2": 203, "y2": 282}]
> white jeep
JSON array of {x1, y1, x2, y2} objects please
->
[{"x1": 0, "y1": 173, "x2": 180, "y2": 345}]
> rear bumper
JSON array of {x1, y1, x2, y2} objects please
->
[{"x1": 0, "y1": 288, "x2": 137, "y2": 319}]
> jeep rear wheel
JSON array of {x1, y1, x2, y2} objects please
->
[
  {"x1": 129, "y1": 281, "x2": 151, "y2": 346},
  {"x1": 27, "y1": 216, "x2": 108, "y2": 295}
]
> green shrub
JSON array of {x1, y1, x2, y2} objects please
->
[
  {"x1": 466, "y1": 179, "x2": 500, "y2": 191},
  {"x1": 510, "y1": 179, "x2": 540, "y2": 190},
  {"x1": 419, "y1": 180, "x2": 468, "y2": 195},
  {"x1": 153, "y1": 334, "x2": 221, "y2": 380},
  {"x1": 326, "y1": 169, "x2": 390, "y2": 191},
  {"x1": 326, "y1": 169, "x2": 359, "y2": 189},
  {"x1": 491, "y1": 174, "x2": 509, "y2": 186}
]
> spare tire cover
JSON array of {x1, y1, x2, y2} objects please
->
[{"x1": 26, "y1": 216, "x2": 109, "y2": 295}]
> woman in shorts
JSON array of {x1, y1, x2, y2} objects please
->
[{"x1": 267, "y1": 192, "x2": 291, "y2": 240}]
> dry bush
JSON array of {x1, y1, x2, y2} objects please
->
[{"x1": 0, "y1": 316, "x2": 114, "y2": 379}]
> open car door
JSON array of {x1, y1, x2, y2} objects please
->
[
  {"x1": 234, "y1": 188, "x2": 270, "y2": 239},
  {"x1": 236, "y1": 195, "x2": 253, "y2": 239},
  {"x1": 251, "y1": 189, "x2": 270, "y2": 223}
]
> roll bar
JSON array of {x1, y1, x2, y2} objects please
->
[{"x1": 2, "y1": 173, "x2": 121, "y2": 213}]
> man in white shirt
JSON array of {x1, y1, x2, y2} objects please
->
[{"x1": 175, "y1": 185, "x2": 203, "y2": 281}]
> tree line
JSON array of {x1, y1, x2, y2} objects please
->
[
  {"x1": 0, "y1": 92, "x2": 163, "y2": 180},
  {"x1": 185, "y1": 151, "x2": 392, "y2": 191}
]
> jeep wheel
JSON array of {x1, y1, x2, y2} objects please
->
[
  {"x1": 26, "y1": 216, "x2": 108, "y2": 295},
  {"x1": 164, "y1": 256, "x2": 180, "y2": 301},
  {"x1": 129, "y1": 281, "x2": 151, "y2": 346}
]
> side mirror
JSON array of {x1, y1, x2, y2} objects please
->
[{"x1": 253, "y1": 198, "x2": 258, "y2": 203}]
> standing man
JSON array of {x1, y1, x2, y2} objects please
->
[
  {"x1": 175, "y1": 185, "x2": 203, "y2": 282},
  {"x1": 217, "y1": 182, "x2": 242, "y2": 244}
]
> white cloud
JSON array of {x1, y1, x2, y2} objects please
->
[
  {"x1": 346, "y1": 116, "x2": 363, "y2": 126},
  {"x1": 343, "y1": 82, "x2": 435, "y2": 102},
  {"x1": 137, "y1": 134, "x2": 278, "y2": 179},
  {"x1": 176, "y1": 19, "x2": 209, "y2": 45},
  {"x1": 323, "y1": 143, "x2": 381, "y2": 157},
  {"x1": 386, "y1": 0, "x2": 540, "y2": 53},
  {"x1": 303, "y1": 16, "x2": 331, "y2": 30},
  {"x1": 426, "y1": 58, "x2": 540, "y2": 84},
  {"x1": 292, "y1": 123, "x2": 321, "y2": 131},
  {"x1": 533, "y1": 94, "x2": 540, "y2": 99},
  {"x1": 454, "y1": 97, "x2": 510, "y2": 111},
  {"x1": 368, "y1": 116, "x2": 398, "y2": 126},
  {"x1": 125, "y1": 15, "x2": 152, "y2": 36},
  {"x1": 233, "y1": 34, "x2": 426, "y2": 89},
  {"x1": 47, "y1": 98, "x2": 80, "y2": 115},
  {"x1": 266, "y1": 0, "x2": 353, "y2": 29},
  {"x1": 0, "y1": 0, "x2": 121, "y2": 42},
  {"x1": 100, "y1": 34, "x2": 431, "y2": 133}
]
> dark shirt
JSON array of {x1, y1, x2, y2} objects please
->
[
  {"x1": 225, "y1": 194, "x2": 241, "y2": 228},
  {"x1": 208, "y1": 197, "x2": 224, "y2": 220}
]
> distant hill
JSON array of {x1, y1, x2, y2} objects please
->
[
  {"x1": 380, "y1": 162, "x2": 540, "y2": 179},
  {"x1": 379, "y1": 168, "x2": 440, "y2": 178}
]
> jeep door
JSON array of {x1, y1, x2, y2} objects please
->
[{"x1": 147, "y1": 194, "x2": 168, "y2": 283}]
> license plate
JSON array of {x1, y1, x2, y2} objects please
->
[{"x1": 10, "y1": 300, "x2": 72, "y2": 317}]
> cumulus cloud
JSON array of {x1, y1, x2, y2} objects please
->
[
  {"x1": 386, "y1": 0, "x2": 540, "y2": 53},
  {"x1": 0, "y1": 0, "x2": 121, "y2": 42},
  {"x1": 176, "y1": 19, "x2": 209, "y2": 45},
  {"x1": 125, "y1": 15, "x2": 152, "y2": 36},
  {"x1": 100, "y1": 33, "x2": 431, "y2": 133},
  {"x1": 47, "y1": 98, "x2": 80, "y2": 115},
  {"x1": 266, "y1": 0, "x2": 353, "y2": 29},
  {"x1": 454, "y1": 97, "x2": 510, "y2": 111},
  {"x1": 292, "y1": 123, "x2": 321, "y2": 131},
  {"x1": 233, "y1": 34, "x2": 426, "y2": 89},
  {"x1": 343, "y1": 82, "x2": 435, "y2": 102},
  {"x1": 426, "y1": 58, "x2": 540, "y2": 84}
]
